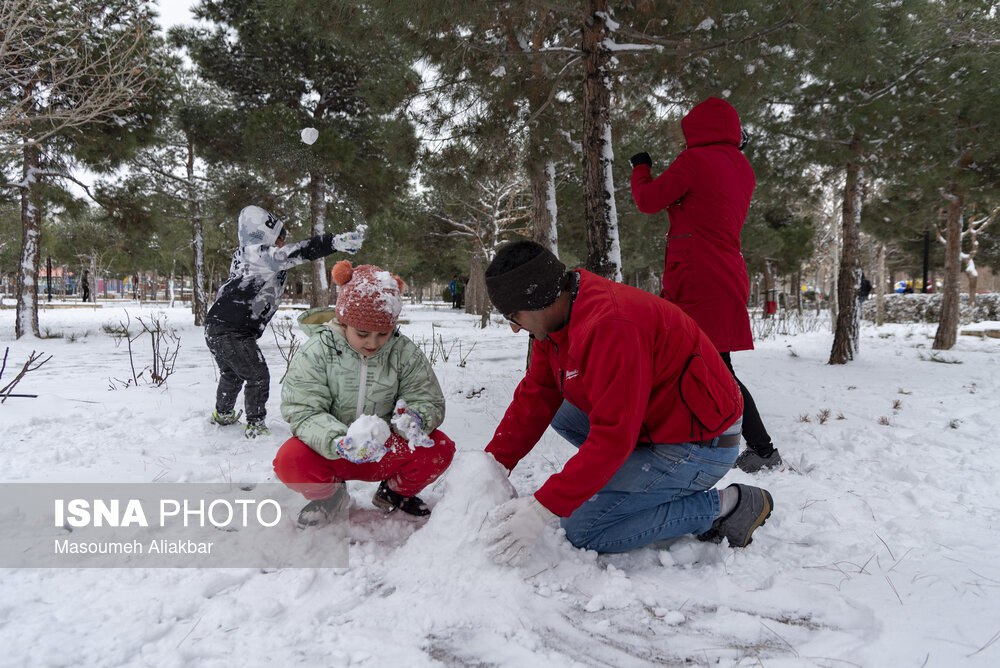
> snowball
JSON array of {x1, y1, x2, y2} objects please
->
[
  {"x1": 346, "y1": 415, "x2": 390, "y2": 444},
  {"x1": 300, "y1": 127, "x2": 319, "y2": 145},
  {"x1": 341, "y1": 415, "x2": 391, "y2": 462}
]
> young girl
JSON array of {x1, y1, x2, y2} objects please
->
[{"x1": 274, "y1": 261, "x2": 455, "y2": 527}]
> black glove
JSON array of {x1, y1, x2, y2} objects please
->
[
  {"x1": 629, "y1": 152, "x2": 652, "y2": 168},
  {"x1": 739, "y1": 129, "x2": 750, "y2": 151}
]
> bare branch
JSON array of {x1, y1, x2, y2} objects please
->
[
  {"x1": 0, "y1": 0, "x2": 156, "y2": 150},
  {"x1": 0, "y1": 348, "x2": 53, "y2": 403}
]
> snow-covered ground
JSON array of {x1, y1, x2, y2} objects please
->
[{"x1": 1, "y1": 301, "x2": 999, "y2": 667}]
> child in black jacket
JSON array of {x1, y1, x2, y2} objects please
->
[{"x1": 205, "y1": 205, "x2": 363, "y2": 438}]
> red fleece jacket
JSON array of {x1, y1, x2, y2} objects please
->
[{"x1": 485, "y1": 270, "x2": 743, "y2": 517}]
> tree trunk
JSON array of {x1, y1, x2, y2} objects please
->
[
  {"x1": 762, "y1": 261, "x2": 774, "y2": 319},
  {"x1": 794, "y1": 269, "x2": 803, "y2": 313},
  {"x1": 875, "y1": 242, "x2": 886, "y2": 327},
  {"x1": 829, "y1": 157, "x2": 863, "y2": 365},
  {"x1": 966, "y1": 216, "x2": 989, "y2": 307},
  {"x1": 967, "y1": 266, "x2": 978, "y2": 307},
  {"x1": 187, "y1": 138, "x2": 208, "y2": 325},
  {"x1": 933, "y1": 191, "x2": 963, "y2": 350},
  {"x1": 191, "y1": 204, "x2": 207, "y2": 323},
  {"x1": 15, "y1": 144, "x2": 41, "y2": 339},
  {"x1": 309, "y1": 172, "x2": 330, "y2": 307},
  {"x1": 90, "y1": 256, "x2": 98, "y2": 304},
  {"x1": 529, "y1": 159, "x2": 559, "y2": 256},
  {"x1": 581, "y1": 0, "x2": 622, "y2": 281},
  {"x1": 465, "y1": 250, "x2": 489, "y2": 325},
  {"x1": 523, "y1": 14, "x2": 560, "y2": 259},
  {"x1": 168, "y1": 260, "x2": 176, "y2": 308}
]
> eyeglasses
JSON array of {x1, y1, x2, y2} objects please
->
[{"x1": 503, "y1": 312, "x2": 520, "y2": 326}]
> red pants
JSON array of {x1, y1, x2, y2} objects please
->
[{"x1": 273, "y1": 431, "x2": 456, "y2": 500}]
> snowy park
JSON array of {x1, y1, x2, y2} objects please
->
[
  {"x1": 4, "y1": 1, "x2": 1000, "y2": 666},
  {"x1": 1, "y1": 302, "x2": 999, "y2": 667}
]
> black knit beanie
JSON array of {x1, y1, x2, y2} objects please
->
[{"x1": 485, "y1": 240, "x2": 567, "y2": 314}]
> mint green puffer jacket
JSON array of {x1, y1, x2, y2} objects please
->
[{"x1": 280, "y1": 307, "x2": 445, "y2": 460}]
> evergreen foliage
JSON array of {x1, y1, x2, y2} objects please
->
[{"x1": 3, "y1": 0, "x2": 997, "y2": 341}]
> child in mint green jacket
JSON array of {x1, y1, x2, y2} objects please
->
[{"x1": 274, "y1": 261, "x2": 455, "y2": 527}]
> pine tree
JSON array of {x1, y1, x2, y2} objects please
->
[
  {"x1": 400, "y1": 2, "x2": 580, "y2": 262},
  {"x1": 750, "y1": 1, "x2": 948, "y2": 363},
  {"x1": 852, "y1": 2, "x2": 999, "y2": 347},
  {"x1": 0, "y1": 0, "x2": 163, "y2": 338},
  {"x1": 173, "y1": 0, "x2": 419, "y2": 306}
]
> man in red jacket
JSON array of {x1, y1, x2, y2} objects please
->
[
  {"x1": 629, "y1": 96, "x2": 783, "y2": 474},
  {"x1": 481, "y1": 240, "x2": 774, "y2": 565}
]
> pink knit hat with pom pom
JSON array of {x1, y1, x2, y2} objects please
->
[{"x1": 332, "y1": 260, "x2": 405, "y2": 332}]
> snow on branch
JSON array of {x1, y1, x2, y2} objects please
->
[
  {"x1": 429, "y1": 175, "x2": 532, "y2": 256},
  {"x1": 0, "y1": 0, "x2": 155, "y2": 150}
]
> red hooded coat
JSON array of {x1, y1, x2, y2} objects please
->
[{"x1": 630, "y1": 97, "x2": 755, "y2": 353}]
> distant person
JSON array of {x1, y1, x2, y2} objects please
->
[
  {"x1": 480, "y1": 240, "x2": 773, "y2": 565},
  {"x1": 205, "y1": 205, "x2": 363, "y2": 438},
  {"x1": 81, "y1": 270, "x2": 91, "y2": 303},
  {"x1": 449, "y1": 274, "x2": 460, "y2": 308},
  {"x1": 274, "y1": 261, "x2": 455, "y2": 526},
  {"x1": 456, "y1": 275, "x2": 467, "y2": 309},
  {"x1": 629, "y1": 96, "x2": 782, "y2": 473},
  {"x1": 858, "y1": 273, "x2": 872, "y2": 303}
]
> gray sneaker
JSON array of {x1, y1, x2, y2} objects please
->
[
  {"x1": 211, "y1": 409, "x2": 242, "y2": 426},
  {"x1": 244, "y1": 421, "x2": 271, "y2": 439},
  {"x1": 734, "y1": 448, "x2": 783, "y2": 473},
  {"x1": 707, "y1": 484, "x2": 773, "y2": 547}
]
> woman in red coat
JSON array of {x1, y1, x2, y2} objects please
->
[{"x1": 629, "y1": 97, "x2": 782, "y2": 473}]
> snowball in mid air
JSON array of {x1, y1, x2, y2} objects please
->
[{"x1": 300, "y1": 128, "x2": 319, "y2": 145}]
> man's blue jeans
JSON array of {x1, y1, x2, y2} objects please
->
[{"x1": 550, "y1": 401, "x2": 741, "y2": 554}]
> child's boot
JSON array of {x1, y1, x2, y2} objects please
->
[
  {"x1": 244, "y1": 421, "x2": 271, "y2": 439},
  {"x1": 211, "y1": 409, "x2": 242, "y2": 426},
  {"x1": 296, "y1": 484, "x2": 348, "y2": 528},
  {"x1": 372, "y1": 480, "x2": 431, "y2": 517}
]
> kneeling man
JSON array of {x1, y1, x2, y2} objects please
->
[{"x1": 482, "y1": 240, "x2": 774, "y2": 565}]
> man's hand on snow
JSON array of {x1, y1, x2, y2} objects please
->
[{"x1": 483, "y1": 496, "x2": 557, "y2": 567}]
